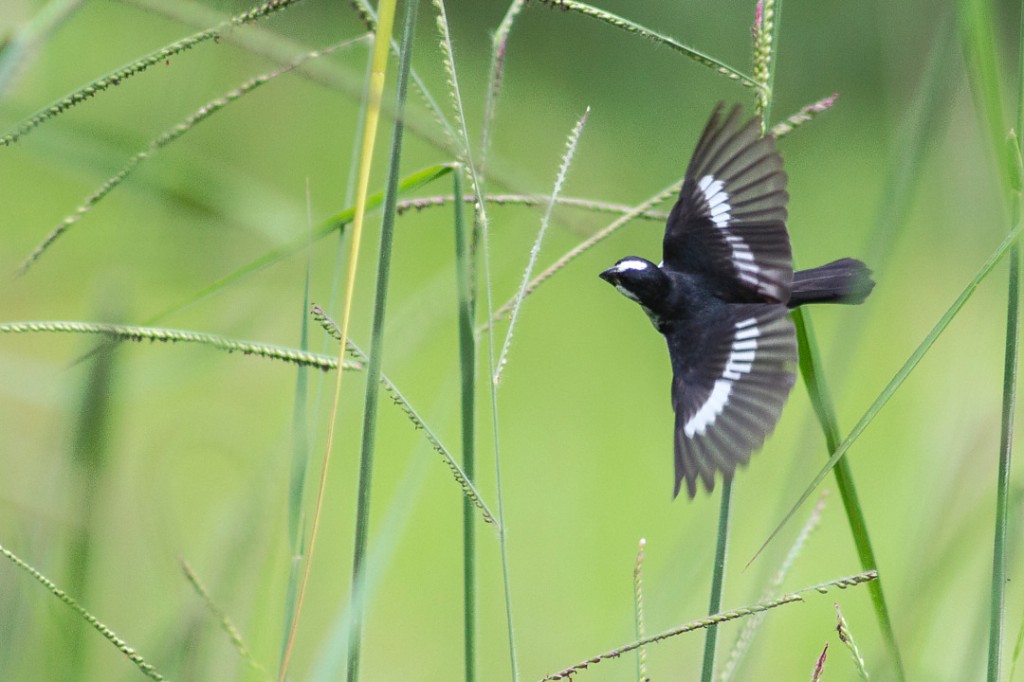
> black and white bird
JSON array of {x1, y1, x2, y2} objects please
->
[{"x1": 600, "y1": 103, "x2": 874, "y2": 499}]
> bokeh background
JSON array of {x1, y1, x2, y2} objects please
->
[{"x1": 1, "y1": 0, "x2": 1022, "y2": 679}]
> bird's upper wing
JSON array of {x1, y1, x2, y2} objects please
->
[
  {"x1": 663, "y1": 103, "x2": 793, "y2": 303},
  {"x1": 669, "y1": 303, "x2": 797, "y2": 498}
]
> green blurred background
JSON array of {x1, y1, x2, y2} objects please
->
[{"x1": 1, "y1": 0, "x2": 1022, "y2": 679}]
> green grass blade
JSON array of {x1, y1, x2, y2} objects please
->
[
  {"x1": 144, "y1": 164, "x2": 452, "y2": 325},
  {"x1": 432, "y1": 0, "x2": 518, "y2": 675},
  {"x1": 987, "y1": 3, "x2": 1024, "y2": 679},
  {"x1": 700, "y1": 478, "x2": 733, "y2": 682},
  {"x1": 753, "y1": 217, "x2": 1024, "y2": 570},
  {"x1": 61, "y1": 329, "x2": 117, "y2": 680},
  {"x1": 453, "y1": 167, "x2": 478, "y2": 682},
  {"x1": 345, "y1": 1, "x2": 416, "y2": 679},
  {"x1": 791, "y1": 307, "x2": 904, "y2": 680},
  {"x1": 278, "y1": 191, "x2": 315, "y2": 672}
]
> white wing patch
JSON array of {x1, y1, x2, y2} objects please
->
[
  {"x1": 698, "y1": 174, "x2": 761, "y2": 287},
  {"x1": 684, "y1": 317, "x2": 760, "y2": 437}
]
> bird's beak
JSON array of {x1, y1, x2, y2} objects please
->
[{"x1": 599, "y1": 267, "x2": 617, "y2": 284}]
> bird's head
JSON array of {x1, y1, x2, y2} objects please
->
[{"x1": 599, "y1": 257, "x2": 670, "y2": 324}]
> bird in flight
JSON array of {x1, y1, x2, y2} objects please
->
[{"x1": 599, "y1": 103, "x2": 874, "y2": 499}]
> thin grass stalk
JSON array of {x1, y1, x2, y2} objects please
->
[
  {"x1": 279, "y1": 186, "x2": 316, "y2": 671},
  {"x1": 395, "y1": 193, "x2": 669, "y2": 220},
  {"x1": 496, "y1": 108, "x2": 589, "y2": 381},
  {"x1": 533, "y1": 0, "x2": 759, "y2": 89},
  {"x1": 0, "y1": 543, "x2": 167, "y2": 681},
  {"x1": 700, "y1": 9, "x2": 780, "y2": 672},
  {"x1": 1012, "y1": 605, "x2": 1024, "y2": 682},
  {"x1": 987, "y1": 7, "x2": 1024, "y2": 677},
  {"x1": 453, "y1": 167, "x2": 478, "y2": 682},
  {"x1": 0, "y1": 321, "x2": 359, "y2": 371},
  {"x1": 634, "y1": 539, "x2": 648, "y2": 682},
  {"x1": 432, "y1": 0, "x2": 519, "y2": 673},
  {"x1": 835, "y1": 602, "x2": 869, "y2": 681},
  {"x1": 540, "y1": 571, "x2": 878, "y2": 682},
  {"x1": 991, "y1": 207, "x2": 1021, "y2": 681},
  {"x1": 701, "y1": 479, "x2": 732, "y2": 682},
  {"x1": 63, "y1": 329, "x2": 116, "y2": 680},
  {"x1": 760, "y1": 0, "x2": 781, "y2": 125},
  {"x1": 720, "y1": 491, "x2": 829, "y2": 681},
  {"x1": 181, "y1": 558, "x2": 266, "y2": 676},
  {"x1": 278, "y1": 0, "x2": 398, "y2": 677},
  {"x1": 480, "y1": 0, "x2": 527, "y2": 181},
  {"x1": 312, "y1": 307, "x2": 496, "y2": 522},
  {"x1": 346, "y1": 2, "x2": 416, "y2": 680},
  {"x1": 484, "y1": 179, "x2": 681, "y2": 330}
]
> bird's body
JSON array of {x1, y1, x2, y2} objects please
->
[{"x1": 600, "y1": 104, "x2": 873, "y2": 498}]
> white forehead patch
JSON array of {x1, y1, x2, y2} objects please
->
[
  {"x1": 613, "y1": 258, "x2": 652, "y2": 273},
  {"x1": 683, "y1": 317, "x2": 760, "y2": 437}
]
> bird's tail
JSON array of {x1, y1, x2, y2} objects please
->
[{"x1": 788, "y1": 258, "x2": 874, "y2": 308}]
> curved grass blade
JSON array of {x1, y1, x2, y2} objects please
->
[
  {"x1": 539, "y1": 571, "x2": 878, "y2": 681},
  {"x1": 144, "y1": 164, "x2": 452, "y2": 325},
  {"x1": 752, "y1": 217, "x2": 1024, "y2": 576},
  {"x1": 0, "y1": 543, "x2": 167, "y2": 681},
  {"x1": 180, "y1": 558, "x2": 266, "y2": 677},
  {"x1": 276, "y1": 0, "x2": 399, "y2": 675},
  {"x1": 0, "y1": 320, "x2": 358, "y2": 371},
  {"x1": 495, "y1": 107, "x2": 589, "y2": 382},
  {"x1": 0, "y1": 0, "x2": 304, "y2": 147},
  {"x1": 790, "y1": 307, "x2": 903, "y2": 680},
  {"x1": 534, "y1": 0, "x2": 759, "y2": 90},
  {"x1": 311, "y1": 306, "x2": 496, "y2": 524},
  {"x1": 483, "y1": 179, "x2": 681, "y2": 332},
  {"x1": 395, "y1": 193, "x2": 669, "y2": 221},
  {"x1": 16, "y1": 37, "x2": 370, "y2": 275}
]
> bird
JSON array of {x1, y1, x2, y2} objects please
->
[{"x1": 599, "y1": 103, "x2": 874, "y2": 499}]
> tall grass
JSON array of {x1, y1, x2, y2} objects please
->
[{"x1": 1, "y1": 0, "x2": 1021, "y2": 679}]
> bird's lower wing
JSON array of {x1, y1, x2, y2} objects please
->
[{"x1": 670, "y1": 304, "x2": 797, "y2": 498}]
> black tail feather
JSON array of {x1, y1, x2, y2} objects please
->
[{"x1": 788, "y1": 258, "x2": 874, "y2": 308}]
